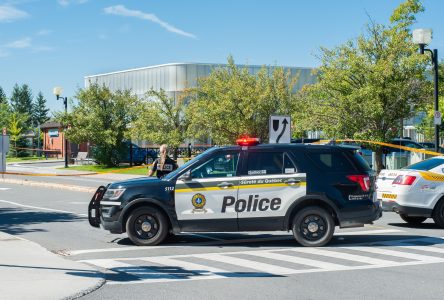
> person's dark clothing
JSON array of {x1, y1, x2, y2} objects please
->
[{"x1": 151, "y1": 156, "x2": 178, "y2": 178}]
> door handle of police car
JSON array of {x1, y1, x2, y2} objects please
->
[
  {"x1": 285, "y1": 179, "x2": 301, "y2": 185},
  {"x1": 218, "y1": 182, "x2": 234, "y2": 189}
]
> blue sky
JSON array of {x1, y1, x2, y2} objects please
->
[{"x1": 1, "y1": 0, "x2": 443, "y2": 113}]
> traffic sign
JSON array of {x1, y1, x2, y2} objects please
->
[
  {"x1": 434, "y1": 111, "x2": 442, "y2": 125},
  {"x1": 269, "y1": 115, "x2": 291, "y2": 144}
]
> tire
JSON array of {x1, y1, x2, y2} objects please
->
[
  {"x1": 433, "y1": 200, "x2": 444, "y2": 228},
  {"x1": 126, "y1": 206, "x2": 169, "y2": 246},
  {"x1": 399, "y1": 214, "x2": 427, "y2": 225},
  {"x1": 292, "y1": 206, "x2": 335, "y2": 247}
]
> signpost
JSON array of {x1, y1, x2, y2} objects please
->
[
  {"x1": 0, "y1": 130, "x2": 9, "y2": 177},
  {"x1": 269, "y1": 115, "x2": 291, "y2": 144},
  {"x1": 434, "y1": 111, "x2": 442, "y2": 125}
]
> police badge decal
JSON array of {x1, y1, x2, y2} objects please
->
[{"x1": 191, "y1": 193, "x2": 207, "y2": 213}]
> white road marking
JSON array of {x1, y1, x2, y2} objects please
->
[
  {"x1": 67, "y1": 229, "x2": 402, "y2": 256},
  {"x1": 80, "y1": 237, "x2": 444, "y2": 285},
  {"x1": 346, "y1": 246, "x2": 443, "y2": 262},
  {"x1": 198, "y1": 253, "x2": 297, "y2": 275},
  {"x1": 245, "y1": 251, "x2": 348, "y2": 270},
  {"x1": 0, "y1": 200, "x2": 87, "y2": 217},
  {"x1": 0, "y1": 188, "x2": 11, "y2": 191},
  {"x1": 290, "y1": 247, "x2": 397, "y2": 266}
]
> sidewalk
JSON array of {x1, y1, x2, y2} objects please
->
[{"x1": 0, "y1": 232, "x2": 104, "y2": 300}]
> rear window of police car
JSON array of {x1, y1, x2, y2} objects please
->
[
  {"x1": 306, "y1": 151, "x2": 358, "y2": 172},
  {"x1": 404, "y1": 158, "x2": 444, "y2": 171}
]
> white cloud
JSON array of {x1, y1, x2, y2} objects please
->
[
  {"x1": 0, "y1": 49, "x2": 10, "y2": 58},
  {"x1": 37, "y1": 29, "x2": 52, "y2": 36},
  {"x1": 5, "y1": 37, "x2": 32, "y2": 49},
  {"x1": 104, "y1": 5, "x2": 197, "y2": 39},
  {"x1": 58, "y1": 0, "x2": 88, "y2": 6},
  {"x1": 0, "y1": 5, "x2": 28, "y2": 22},
  {"x1": 32, "y1": 46, "x2": 55, "y2": 52}
]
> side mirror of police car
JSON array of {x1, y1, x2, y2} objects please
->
[{"x1": 178, "y1": 170, "x2": 192, "y2": 182}]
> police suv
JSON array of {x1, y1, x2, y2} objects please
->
[{"x1": 89, "y1": 138, "x2": 382, "y2": 247}]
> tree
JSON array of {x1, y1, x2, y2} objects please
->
[
  {"x1": 10, "y1": 83, "x2": 33, "y2": 127},
  {"x1": 32, "y1": 91, "x2": 50, "y2": 127},
  {"x1": 0, "y1": 102, "x2": 11, "y2": 129},
  {"x1": 57, "y1": 83, "x2": 139, "y2": 166},
  {"x1": 0, "y1": 86, "x2": 6, "y2": 104},
  {"x1": 130, "y1": 89, "x2": 189, "y2": 159},
  {"x1": 295, "y1": 0, "x2": 430, "y2": 171},
  {"x1": 185, "y1": 56, "x2": 298, "y2": 144},
  {"x1": 8, "y1": 113, "x2": 29, "y2": 157}
]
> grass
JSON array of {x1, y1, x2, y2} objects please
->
[
  {"x1": 63, "y1": 164, "x2": 149, "y2": 175},
  {"x1": 6, "y1": 156, "x2": 61, "y2": 163}
]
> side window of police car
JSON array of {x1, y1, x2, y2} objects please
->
[
  {"x1": 247, "y1": 152, "x2": 297, "y2": 175},
  {"x1": 191, "y1": 152, "x2": 239, "y2": 178}
]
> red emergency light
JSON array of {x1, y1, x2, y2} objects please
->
[{"x1": 236, "y1": 137, "x2": 261, "y2": 146}]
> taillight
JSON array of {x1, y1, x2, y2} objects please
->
[
  {"x1": 347, "y1": 175, "x2": 370, "y2": 192},
  {"x1": 392, "y1": 175, "x2": 416, "y2": 185}
]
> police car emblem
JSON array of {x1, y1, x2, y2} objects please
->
[{"x1": 191, "y1": 193, "x2": 207, "y2": 213}]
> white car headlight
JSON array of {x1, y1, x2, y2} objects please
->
[{"x1": 103, "y1": 188, "x2": 126, "y2": 200}]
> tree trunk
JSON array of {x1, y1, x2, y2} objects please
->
[
  {"x1": 374, "y1": 147, "x2": 385, "y2": 173},
  {"x1": 173, "y1": 147, "x2": 178, "y2": 160}
]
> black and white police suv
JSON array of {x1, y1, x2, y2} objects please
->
[{"x1": 88, "y1": 138, "x2": 382, "y2": 247}]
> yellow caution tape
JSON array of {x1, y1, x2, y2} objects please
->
[{"x1": 316, "y1": 139, "x2": 443, "y2": 156}]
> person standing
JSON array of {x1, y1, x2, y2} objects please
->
[{"x1": 148, "y1": 144, "x2": 178, "y2": 178}]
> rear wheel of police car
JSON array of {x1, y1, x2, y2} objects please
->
[
  {"x1": 292, "y1": 206, "x2": 334, "y2": 247},
  {"x1": 400, "y1": 214, "x2": 427, "y2": 225},
  {"x1": 432, "y1": 199, "x2": 444, "y2": 228},
  {"x1": 126, "y1": 206, "x2": 169, "y2": 246}
]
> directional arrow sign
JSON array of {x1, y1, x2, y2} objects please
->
[{"x1": 269, "y1": 115, "x2": 291, "y2": 144}]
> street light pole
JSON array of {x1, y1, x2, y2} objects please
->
[
  {"x1": 53, "y1": 87, "x2": 69, "y2": 168},
  {"x1": 413, "y1": 28, "x2": 440, "y2": 152}
]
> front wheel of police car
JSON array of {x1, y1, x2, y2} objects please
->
[
  {"x1": 126, "y1": 206, "x2": 169, "y2": 246},
  {"x1": 292, "y1": 206, "x2": 334, "y2": 247}
]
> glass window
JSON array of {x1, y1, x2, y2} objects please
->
[
  {"x1": 191, "y1": 152, "x2": 239, "y2": 179},
  {"x1": 404, "y1": 158, "x2": 444, "y2": 171},
  {"x1": 307, "y1": 152, "x2": 355, "y2": 172},
  {"x1": 246, "y1": 152, "x2": 296, "y2": 175}
]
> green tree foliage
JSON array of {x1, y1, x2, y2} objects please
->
[
  {"x1": 185, "y1": 57, "x2": 297, "y2": 144},
  {"x1": 0, "y1": 102, "x2": 11, "y2": 129},
  {"x1": 0, "y1": 86, "x2": 6, "y2": 104},
  {"x1": 32, "y1": 91, "x2": 50, "y2": 126},
  {"x1": 57, "y1": 83, "x2": 139, "y2": 166},
  {"x1": 10, "y1": 83, "x2": 33, "y2": 127},
  {"x1": 8, "y1": 113, "x2": 29, "y2": 157},
  {"x1": 296, "y1": 0, "x2": 429, "y2": 171},
  {"x1": 130, "y1": 89, "x2": 189, "y2": 159}
]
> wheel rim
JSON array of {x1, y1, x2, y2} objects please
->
[
  {"x1": 134, "y1": 214, "x2": 159, "y2": 239},
  {"x1": 300, "y1": 214, "x2": 327, "y2": 241}
]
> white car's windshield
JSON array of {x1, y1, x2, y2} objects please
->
[{"x1": 403, "y1": 158, "x2": 444, "y2": 171}]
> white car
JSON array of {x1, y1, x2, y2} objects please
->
[{"x1": 377, "y1": 156, "x2": 444, "y2": 227}]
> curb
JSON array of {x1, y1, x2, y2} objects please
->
[
  {"x1": 6, "y1": 160, "x2": 65, "y2": 165},
  {"x1": 0, "y1": 231, "x2": 106, "y2": 300},
  {"x1": 0, "y1": 178, "x2": 96, "y2": 193}
]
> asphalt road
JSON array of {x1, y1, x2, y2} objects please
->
[{"x1": 1, "y1": 182, "x2": 444, "y2": 299}]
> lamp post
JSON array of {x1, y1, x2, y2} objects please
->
[
  {"x1": 53, "y1": 86, "x2": 69, "y2": 168},
  {"x1": 413, "y1": 28, "x2": 440, "y2": 152}
]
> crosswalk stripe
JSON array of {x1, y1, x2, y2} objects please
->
[
  {"x1": 290, "y1": 247, "x2": 397, "y2": 266},
  {"x1": 140, "y1": 257, "x2": 228, "y2": 275},
  {"x1": 83, "y1": 259, "x2": 132, "y2": 269},
  {"x1": 396, "y1": 243, "x2": 444, "y2": 255},
  {"x1": 245, "y1": 251, "x2": 348, "y2": 270},
  {"x1": 198, "y1": 253, "x2": 297, "y2": 275},
  {"x1": 346, "y1": 246, "x2": 443, "y2": 262}
]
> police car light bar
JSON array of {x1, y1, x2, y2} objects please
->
[{"x1": 236, "y1": 137, "x2": 261, "y2": 146}]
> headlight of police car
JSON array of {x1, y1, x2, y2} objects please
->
[{"x1": 103, "y1": 188, "x2": 126, "y2": 200}]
